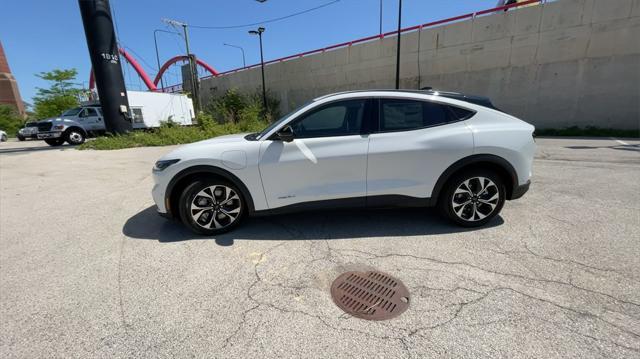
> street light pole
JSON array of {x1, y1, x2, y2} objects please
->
[
  {"x1": 395, "y1": 0, "x2": 402, "y2": 89},
  {"x1": 379, "y1": 0, "x2": 383, "y2": 36},
  {"x1": 249, "y1": 27, "x2": 267, "y2": 116},
  {"x1": 153, "y1": 29, "x2": 180, "y2": 91},
  {"x1": 223, "y1": 43, "x2": 246, "y2": 67}
]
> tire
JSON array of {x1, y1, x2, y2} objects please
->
[
  {"x1": 17, "y1": 135, "x2": 25, "y2": 141},
  {"x1": 65, "y1": 129, "x2": 85, "y2": 145},
  {"x1": 1, "y1": 134, "x2": 7, "y2": 142},
  {"x1": 178, "y1": 178, "x2": 246, "y2": 235},
  {"x1": 44, "y1": 138, "x2": 65, "y2": 146},
  {"x1": 438, "y1": 169, "x2": 506, "y2": 227}
]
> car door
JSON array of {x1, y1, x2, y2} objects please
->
[
  {"x1": 366, "y1": 98, "x2": 474, "y2": 201},
  {"x1": 77, "y1": 108, "x2": 99, "y2": 130},
  {"x1": 259, "y1": 99, "x2": 371, "y2": 209},
  {"x1": 94, "y1": 108, "x2": 105, "y2": 130}
]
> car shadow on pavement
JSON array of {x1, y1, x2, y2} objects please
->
[
  {"x1": 0, "y1": 143, "x2": 77, "y2": 154},
  {"x1": 123, "y1": 205, "x2": 503, "y2": 246}
]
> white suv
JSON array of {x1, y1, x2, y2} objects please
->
[{"x1": 152, "y1": 90, "x2": 535, "y2": 235}]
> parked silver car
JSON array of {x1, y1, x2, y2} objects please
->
[{"x1": 17, "y1": 122, "x2": 38, "y2": 141}]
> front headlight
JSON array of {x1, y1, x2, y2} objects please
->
[{"x1": 153, "y1": 159, "x2": 180, "y2": 171}]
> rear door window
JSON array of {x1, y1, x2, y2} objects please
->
[{"x1": 379, "y1": 99, "x2": 454, "y2": 132}]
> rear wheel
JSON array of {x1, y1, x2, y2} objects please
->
[
  {"x1": 438, "y1": 169, "x2": 506, "y2": 227},
  {"x1": 17, "y1": 135, "x2": 25, "y2": 141},
  {"x1": 178, "y1": 178, "x2": 245, "y2": 235},
  {"x1": 1, "y1": 134, "x2": 7, "y2": 142},
  {"x1": 44, "y1": 138, "x2": 64, "y2": 146}
]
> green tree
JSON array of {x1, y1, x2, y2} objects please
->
[
  {"x1": 0, "y1": 104, "x2": 24, "y2": 136},
  {"x1": 32, "y1": 69, "x2": 82, "y2": 119}
]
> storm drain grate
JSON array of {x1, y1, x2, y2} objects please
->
[{"x1": 330, "y1": 270, "x2": 410, "y2": 320}]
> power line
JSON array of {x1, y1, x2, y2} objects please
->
[
  {"x1": 122, "y1": 45, "x2": 158, "y2": 72},
  {"x1": 189, "y1": 0, "x2": 341, "y2": 30}
]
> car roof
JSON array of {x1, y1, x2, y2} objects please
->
[{"x1": 314, "y1": 89, "x2": 500, "y2": 111}]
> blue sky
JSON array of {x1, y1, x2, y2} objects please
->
[{"x1": 0, "y1": 0, "x2": 498, "y2": 105}]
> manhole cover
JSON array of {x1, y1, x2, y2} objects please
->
[{"x1": 330, "y1": 270, "x2": 410, "y2": 320}]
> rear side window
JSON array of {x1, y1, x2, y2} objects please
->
[
  {"x1": 448, "y1": 106, "x2": 475, "y2": 120},
  {"x1": 380, "y1": 99, "x2": 452, "y2": 132}
]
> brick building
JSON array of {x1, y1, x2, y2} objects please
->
[{"x1": 0, "y1": 40, "x2": 26, "y2": 116}]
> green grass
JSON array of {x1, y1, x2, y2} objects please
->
[
  {"x1": 79, "y1": 119, "x2": 268, "y2": 150},
  {"x1": 535, "y1": 126, "x2": 639, "y2": 138}
]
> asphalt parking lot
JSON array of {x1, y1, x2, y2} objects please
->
[{"x1": 1, "y1": 137, "x2": 639, "y2": 358}]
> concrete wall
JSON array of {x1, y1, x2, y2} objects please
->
[{"x1": 200, "y1": 0, "x2": 640, "y2": 130}]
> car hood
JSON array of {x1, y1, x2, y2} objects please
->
[
  {"x1": 160, "y1": 133, "x2": 251, "y2": 160},
  {"x1": 40, "y1": 117, "x2": 73, "y2": 123}
]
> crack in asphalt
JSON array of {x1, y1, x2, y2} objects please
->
[
  {"x1": 220, "y1": 218, "x2": 415, "y2": 357},
  {"x1": 217, "y1": 215, "x2": 639, "y2": 356},
  {"x1": 333, "y1": 248, "x2": 640, "y2": 343}
]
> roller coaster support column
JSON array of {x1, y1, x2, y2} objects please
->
[{"x1": 78, "y1": 0, "x2": 132, "y2": 134}]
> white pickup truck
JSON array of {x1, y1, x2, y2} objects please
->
[{"x1": 36, "y1": 91, "x2": 194, "y2": 146}]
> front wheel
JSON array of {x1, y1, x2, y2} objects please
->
[
  {"x1": 1, "y1": 134, "x2": 7, "y2": 142},
  {"x1": 44, "y1": 138, "x2": 65, "y2": 146},
  {"x1": 17, "y1": 135, "x2": 25, "y2": 141},
  {"x1": 178, "y1": 178, "x2": 246, "y2": 235},
  {"x1": 65, "y1": 129, "x2": 85, "y2": 145},
  {"x1": 438, "y1": 170, "x2": 506, "y2": 227}
]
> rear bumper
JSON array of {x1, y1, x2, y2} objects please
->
[{"x1": 510, "y1": 180, "x2": 531, "y2": 200}]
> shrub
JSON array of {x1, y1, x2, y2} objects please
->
[
  {"x1": 0, "y1": 105, "x2": 24, "y2": 136},
  {"x1": 207, "y1": 89, "x2": 246, "y2": 124},
  {"x1": 205, "y1": 88, "x2": 280, "y2": 124}
]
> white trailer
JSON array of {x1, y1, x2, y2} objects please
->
[{"x1": 126, "y1": 91, "x2": 194, "y2": 129}]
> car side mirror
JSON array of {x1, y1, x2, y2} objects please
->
[{"x1": 276, "y1": 126, "x2": 295, "y2": 142}]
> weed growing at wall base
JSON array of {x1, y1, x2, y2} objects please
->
[
  {"x1": 79, "y1": 114, "x2": 267, "y2": 150},
  {"x1": 535, "y1": 127, "x2": 639, "y2": 138},
  {"x1": 80, "y1": 88, "x2": 277, "y2": 150}
]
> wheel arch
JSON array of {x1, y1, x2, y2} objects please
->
[
  {"x1": 165, "y1": 165, "x2": 255, "y2": 219},
  {"x1": 432, "y1": 154, "x2": 519, "y2": 203}
]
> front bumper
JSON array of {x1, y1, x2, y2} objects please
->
[
  {"x1": 510, "y1": 180, "x2": 531, "y2": 200},
  {"x1": 37, "y1": 131, "x2": 63, "y2": 139}
]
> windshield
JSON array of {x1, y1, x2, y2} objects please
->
[
  {"x1": 255, "y1": 100, "x2": 314, "y2": 140},
  {"x1": 62, "y1": 107, "x2": 82, "y2": 116}
]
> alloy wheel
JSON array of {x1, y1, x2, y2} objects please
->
[
  {"x1": 69, "y1": 132, "x2": 83, "y2": 144},
  {"x1": 451, "y1": 176, "x2": 500, "y2": 222},
  {"x1": 190, "y1": 185, "x2": 242, "y2": 229}
]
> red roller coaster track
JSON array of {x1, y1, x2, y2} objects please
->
[{"x1": 88, "y1": 48, "x2": 218, "y2": 92}]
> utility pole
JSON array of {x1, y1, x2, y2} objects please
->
[
  {"x1": 162, "y1": 18, "x2": 200, "y2": 114},
  {"x1": 249, "y1": 27, "x2": 267, "y2": 116},
  {"x1": 154, "y1": 29, "x2": 180, "y2": 91},
  {"x1": 78, "y1": 0, "x2": 132, "y2": 134},
  {"x1": 395, "y1": 0, "x2": 402, "y2": 89}
]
